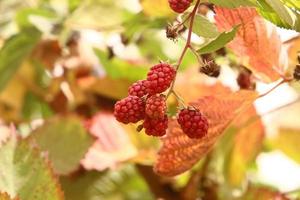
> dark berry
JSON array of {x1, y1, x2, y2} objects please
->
[
  {"x1": 128, "y1": 80, "x2": 148, "y2": 97},
  {"x1": 143, "y1": 115, "x2": 168, "y2": 137},
  {"x1": 237, "y1": 68, "x2": 256, "y2": 90},
  {"x1": 177, "y1": 108, "x2": 209, "y2": 139},
  {"x1": 145, "y1": 63, "x2": 176, "y2": 95},
  {"x1": 294, "y1": 64, "x2": 300, "y2": 81},
  {"x1": 145, "y1": 94, "x2": 167, "y2": 119},
  {"x1": 168, "y1": 0, "x2": 193, "y2": 13},
  {"x1": 114, "y1": 96, "x2": 145, "y2": 124}
]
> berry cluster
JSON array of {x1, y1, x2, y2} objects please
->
[
  {"x1": 114, "y1": 63, "x2": 175, "y2": 137},
  {"x1": 168, "y1": 0, "x2": 193, "y2": 13},
  {"x1": 114, "y1": 62, "x2": 209, "y2": 139}
]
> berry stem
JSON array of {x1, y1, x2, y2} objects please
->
[
  {"x1": 172, "y1": 90, "x2": 187, "y2": 107},
  {"x1": 167, "y1": 0, "x2": 201, "y2": 98}
]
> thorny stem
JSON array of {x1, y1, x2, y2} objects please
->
[{"x1": 167, "y1": 0, "x2": 201, "y2": 98}]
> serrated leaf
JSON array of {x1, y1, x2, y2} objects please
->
[
  {"x1": 184, "y1": 14, "x2": 219, "y2": 38},
  {"x1": 264, "y1": 0, "x2": 295, "y2": 27},
  {"x1": 269, "y1": 128, "x2": 300, "y2": 164},
  {"x1": 197, "y1": 26, "x2": 239, "y2": 54},
  {"x1": 154, "y1": 90, "x2": 258, "y2": 176},
  {"x1": 226, "y1": 107, "x2": 265, "y2": 186},
  {"x1": 0, "y1": 28, "x2": 41, "y2": 92},
  {"x1": 215, "y1": 7, "x2": 285, "y2": 83},
  {"x1": 30, "y1": 116, "x2": 94, "y2": 175},
  {"x1": 208, "y1": 0, "x2": 256, "y2": 8},
  {"x1": 0, "y1": 137, "x2": 63, "y2": 200},
  {"x1": 81, "y1": 112, "x2": 137, "y2": 171}
]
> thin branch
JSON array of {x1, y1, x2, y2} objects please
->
[
  {"x1": 167, "y1": 0, "x2": 201, "y2": 98},
  {"x1": 259, "y1": 77, "x2": 293, "y2": 98}
]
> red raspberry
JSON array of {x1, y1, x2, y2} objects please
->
[
  {"x1": 128, "y1": 80, "x2": 148, "y2": 97},
  {"x1": 168, "y1": 0, "x2": 193, "y2": 13},
  {"x1": 143, "y1": 115, "x2": 168, "y2": 137},
  {"x1": 145, "y1": 94, "x2": 167, "y2": 119},
  {"x1": 177, "y1": 108, "x2": 209, "y2": 139},
  {"x1": 145, "y1": 63, "x2": 176, "y2": 95},
  {"x1": 114, "y1": 96, "x2": 145, "y2": 124}
]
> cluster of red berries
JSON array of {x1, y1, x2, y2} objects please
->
[
  {"x1": 168, "y1": 0, "x2": 193, "y2": 13},
  {"x1": 114, "y1": 62, "x2": 209, "y2": 139}
]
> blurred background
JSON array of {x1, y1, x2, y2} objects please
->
[{"x1": 0, "y1": 0, "x2": 300, "y2": 199}]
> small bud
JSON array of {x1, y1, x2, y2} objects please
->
[
  {"x1": 166, "y1": 23, "x2": 179, "y2": 41},
  {"x1": 200, "y1": 60, "x2": 221, "y2": 78}
]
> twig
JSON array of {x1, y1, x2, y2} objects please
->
[
  {"x1": 167, "y1": 0, "x2": 201, "y2": 98},
  {"x1": 237, "y1": 97, "x2": 300, "y2": 129},
  {"x1": 259, "y1": 77, "x2": 293, "y2": 98}
]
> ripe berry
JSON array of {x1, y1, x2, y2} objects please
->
[
  {"x1": 177, "y1": 108, "x2": 209, "y2": 139},
  {"x1": 145, "y1": 94, "x2": 167, "y2": 119},
  {"x1": 145, "y1": 63, "x2": 176, "y2": 95},
  {"x1": 128, "y1": 80, "x2": 148, "y2": 97},
  {"x1": 168, "y1": 0, "x2": 193, "y2": 13},
  {"x1": 143, "y1": 115, "x2": 168, "y2": 137},
  {"x1": 114, "y1": 96, "x2": 145, "y2": 124}
]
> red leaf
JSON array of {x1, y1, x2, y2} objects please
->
[
  {"x1": 81, "y1": 112, "x2": 137, "y2": 171},
  {"x1": 215, "y1": 7, "x2": 285, "y2": 82},
  {"x1": 154, "y1": 90, "x2": 258, "y2": 176}
]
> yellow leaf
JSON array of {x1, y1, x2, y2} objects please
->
[{"x1": 140, "y1": 0, "x2": 174, "y2": 17}]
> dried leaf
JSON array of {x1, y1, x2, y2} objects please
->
[
  {"x1": 154, "y1": 90, "x2": 258, "y2": 176},
  {"x1": 0, "y1": 192, "x2": 18, "y2": 200},
  {"x1": 81, "y1": 112, "x2": 137, "y2": 171},
  {"x1": 215, "y1": 7, "x2": 285, "y2": 82}
]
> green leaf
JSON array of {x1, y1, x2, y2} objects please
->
[
  {"x1": 30, "y1": 116, "x2": 94, "y2": 175},
  {"x1": 0, "y1": 137, "x2": 63, "y2": 200},
  {"x1": 94, "y1": 49, "x2": 148, "y2": 81},
  {"x1": 22, "y1": 92, "x2": 53, "y2": 121},
  {"x1": 282, "y1": 0, "x2": 300, "y2": 10},
  {"x1": 264, "y1": 0, "x2": 295, "y2": 27},
  {"x1": 15, "y1": 8, "x2": 56, "y2": 29},
  {"x1": 60, "y1": 165, "x2": 154, "y2": 200},
  {"x1": 257, "y1": 0, "x2": 300, "y2": 31},
  {"x1": 268, "y1": 128, "x2": 300, "y2": 164},
  {"x1": 184, "y1": 14, "x2": 219, "y2": 38},
  {"x1": 208, "y1": 0, "x2": 257, "y2": 8},
  {"x1": 0, "y1": 28, "x2": 41, "y2": 92},
  {"x1": 197, "y1": 26, "x2": 239, "y2": 55}
]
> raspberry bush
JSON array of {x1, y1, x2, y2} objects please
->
[{"x1": 0, "y1": 0, "x2": 299, "y2": 199}]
